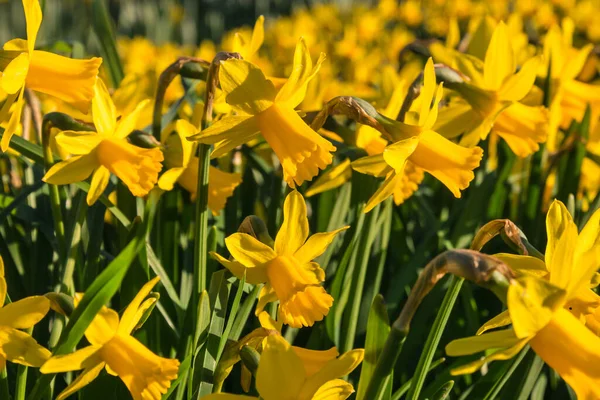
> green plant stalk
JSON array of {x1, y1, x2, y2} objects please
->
[
  {"x1": 483, "y1": 346, "x2": 530, "y2": 400},
  {"x1": 41, "y1": 132, "x2": 65, "y2": 259},
  {"x1": 193, "y1": 143, "x2": 211, "y2": 296},
  {"x1": 391, "y1": 358, "x2": 446, "y2": 400},
  {"x1": 90, "y1": 0, "x2": 124, "y2": 87},
  {"x1": 62, "y1": 194, "x2": 88, "y2": 293},
  {"x1": 406, "y1": 276, "x2": 464, "y2": 400},
  {"x1": 15, "y1": 328, "x2": 33, "y2": 400},
  {"x1": 0, "y1": 368, "x2": 8, "y2": 400}
]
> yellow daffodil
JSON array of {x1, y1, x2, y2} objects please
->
[
  {"x1": 352, "y1": 58, "x2": 483, "y2": 212},
  {"x1": 0, "y1": 0, "x2": 101, "y2": 151},
  {"x1": 433, "y1": 21, "x2": 546, "y2": 158},
  {"x1": 188, "y1": 38, "x2": 336, "y2": 188},
  {"x1": 41, "y1": 277, "x2": 179, "y2": 400},
  {"x1": 158, "y1": 119, "x2": 242, "y2": 214},
  {"x1": 232, "y1": 16, "x2": 264, "y2": 62},
  {"x1": 446, "y1": 200, "x2": 600, "y2": 399},
  {"x1": 205, "y1": 334, "x2": 363, "y2": 400},
  {"x1": 42, "y1": 79, "x2": 163, "y2": 205},
  {"x1": 211, "y1": 190, "x2": 348, "y2": 328},
  {"x1": 0, "y1": 256, "x2": 51, "y2": 370}
]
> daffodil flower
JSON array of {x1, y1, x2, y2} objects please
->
[
  {"x1": 434, "y1": 21, "x2": 547, "y2": 158},
  {"x1": 41, "y1": 277, "x2": 180, "y2": 400},
  {"x1": 232, "y1": 15, "x2": 264, "y2": 62},
  {"x1": 0, "y1": 0, "x2": 101, "y2": 151},
  {"x1": 188, "y1": 38, "x2": 336, "y2": 188},
  {"x1": 351, "y1": 58, "x2": 483, "y2": 212},
  {"x1": 212, "y1": 190, "x2": 348, "y2": 328},
  {"x1": 446, "y1": 200, "x2": 600, "y2": 399},
  {"x1": 205, "y1": 334, "x2": 363, "y2": 400},
  {"x1": 158, "y1": 119, "x2": 242, "y2": 215},
  {"x1": 0, "y1": 256, "x2": 51, "y2": 370},
  {"x1": 42, "y1": 79, "x2": 163, "y2": 205}
]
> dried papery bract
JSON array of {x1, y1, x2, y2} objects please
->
[{"x1": 471, "y1": 219, "x2": 544, "y2": 259}]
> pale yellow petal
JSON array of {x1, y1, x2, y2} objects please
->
[
  {"x1": 114, "y1": 99, "x2": 151, "y2": 139},
  {"x1": 445, "y1": 328, "x2": 522, "y2": 356},
  {"x1": 476, "y1": 310, "x2": 512, "y2": 335},
  {"x1": 351, "y1": 154, "x2": 392, "y2": 178},
  {"x1": 498, "y1": 56, "x2": 540, "y2": 102},
  {"x1": 364, "y1": 172, "x2": 399, "y2": 214}
]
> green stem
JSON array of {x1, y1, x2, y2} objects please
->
[
  {"x1": 15, "y1": 328, "x2": 32, "y2": 400},
  {"x1": 41, "y1": 132, "x2": 65, "y2": 260},
  {"x1": 194, "y1": 144, "x2": 211, "y2": 297},
  {"x1": 0, "y1": 367, "x2": 9, "y2": 400},
  {"x1": 406, "y1": 276, "x2": 463, "y2": 400},
  {"x1": 61, "y1": 194, "x2": 88, "y2": 293}
]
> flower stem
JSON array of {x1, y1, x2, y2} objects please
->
[
  {"x1": 14, "y1": 328, "x2": 32, "y2": 400},
  {"x1": 41, "y1": 130, "x2": 65, "y2": 260}
]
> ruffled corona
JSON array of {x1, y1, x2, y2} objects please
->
[
  {"x1": 96, "y1": 137, "x2": 163, "y2": 197},
  {"x1": 393, "y1": 161, "x2": 425, "y2": 205},
  {"x1": 256, "y1": 104, "x2": 335, "y2": 187}
]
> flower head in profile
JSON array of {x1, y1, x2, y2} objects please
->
[
  {"x1": 434, "y1": 20, "x2": 546, "y2": 159},
  {"x1": 212, "y1": 190, "x2": 347, "y2": 328},
  {"x1": 43, "y1": 79, "x2": 163, "y2": 205},
  {"x1": 446, "y1": 201, "x2": 600, "y2": 399},
  {"x1": 0, "y1": 256, "x2": 51, "y2": 370},
  {"x1": 0, "y1": 0, "x2": 101, "y2": 151},
  {"x1": 205, "y1": 334, "x2": 363, "y2": 400},
  {"x1": 352, "y1": 58, "x2": 483, "y2": 212},
  {"x1": 189, "y1": 38, "x2": 336, "y2": 188},
  {"x1": 158, "y1": 119, "x2": 242, "y2": 215},
  {"x1": 41, "y1": 277, "x2": 180, "y2": 400}
]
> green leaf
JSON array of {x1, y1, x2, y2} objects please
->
[{"x1": 90, "y1": 0, "x2": 124, "y2": 87}]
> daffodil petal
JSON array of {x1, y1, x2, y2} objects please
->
[
  {"x1": 483, "y1": 22, "x2": 514, "y2": 91},
  {"x1": 219, "y1": 59, "x2": 276, "y2": 115},
  {"x1": 295, "y1": 227, "x2": 349, "y2": 264},
  {"x1": 0, "y1": 326, "x2": 51, "y2": 368},
  {"x1": 188, "y1": 115, "x2": 259, "y2": 153},
  {"x1": 418, "y1": 58, "x2": 436, "y2": 127},
  {"x1": 40, "y1": 345, "x2": 102, "y2": 373},
  {"x1": 114, "y1": 99, "x2": 150, "y2": 139},
  {"x1": 0, "y1": 296, "x2": 49, "y2": 329},
  {"x1": 364, "y1": 172, "x2": 398, "y2": 213},
  {"x1": 118, "y1": 276, "x2": 160, "y2": 335},
  {"x1": 498, "y1": 56, "x2": 540, "y2": 102},
  {"x1": 1, "y1": 53, "x2": 29, "y2": 94},
  {"x1": 351, "y1": 154, "x2": 392, "y2": 178},
  {"x1": 210, "y1": 252, "x2": 267, "y2": 285},
  {"x1": 23, "y1": 0, "x2": 42, "y2": 53},
  {"x1": 476, "y1": 310, "x2": 512, "y2": 335},
  {"x1": 275, "y1": 190, "x2": 309, "y2": 255},
  {"x1": 445, "y1": 328, "x2": 522, "y2": 356},
  {"x1": 225, "y1": 233, "x2": 276, "y2": 268},
  {"x1": 92, "y1": 79, "x2": 117, "y2": 136},
  {"x1": 382, "y1": 137, "x2": 419, "y2": 174},
  {"x1": 493, "y1": 253, "x2": 548, "y2": 277},
  {"x1": 55, "y1": 361, "x2": 106, "y2": 400},
  {"x1": 450, "y1": 339, "x2": 527, "y2": 376},
  {"x1": 312, "y1": 379, "x2": 355, "y2": 400},
  {"x1": 1, "y1": 91, "x2": 25, "y2": 151},
  {"x1": 299, "y1": 349, "x2": 364, "y2": 400},
  {"x1": 305, "y1": 159, "x2": 352, "y2": 197},
  {"x1": 84, "y1": 305, "x2": 119, "y2": 346},
  {"x1": 43, "y1": 154, "x2": 98, "y2": 185},
  {"x1": 55, "y1": 131, "x2": 102, "y2": 155},
  {"x1": 256, "y1": 335, "x2": 305, "y2": 400},
  {"x1": 292, "y1": 346, "x2": 339, "y2": 378},
  {"x1": 158, "y1": 167, "x2": 186, "y2": 191}
]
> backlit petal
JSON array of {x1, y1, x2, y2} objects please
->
[
  {"x1": 498, "y1": 56, "x2": 540, "y2": 102},
  {"x1": 43, "y1": 154, "x2": 98, "y2": 185},
  {"x1": 188, "y1": 115, "x2": 259, "y2": 157},
  {"x1": 311, "y1": 379, "x2": 355, "y2": 400},
  {"x1": 0, "y1": 326, "x2": 51, "y2": 367},
  {"x1": 92, "y1": 79, "x2": 117, "y2": 135},
  {"x1": 158, "y1": 167, "x2": 185, "y2": 191},
  {"x1": 86, "y1": 166, "x2": 110, "y2": 206},
  {"x1": 418, "y1": 58, "x2": 436, "y2": 127},
  {"x1": 256, "y1": 335, "x2": 305, "y2": 400},
  {"x1": 219, "y1": 59, "x2": 276, "y2": 115},
  {"x1": 0, "y1": 295, "x2": 49, "y2": 329},
  {"x1": 210, "y1": 252, "x2": 268, "y2": 285},
  {"x1": 23, "y1": 0, "x2": 42, "y2": 53},
  {"x1": 55, "y1": 131, "x2": 102, "y2": 155},
  {"x1": 40, "y1": 345, "x2": 102, "y2": 373},
  {"x1": 364, "y1": 172, "x2": 398, "y2": 213},
  {"x1": 492, "y1": 253, "x2": 548, "y2": 278},
  {"x1": 382, "y1": 137, "x2": 419, "y2": 174},
  {"x1": 118, "y1": 276, "x2": 160, "y2": 335},
  {"x1": 545, "y1": 200, "x2": 576, "y2": 274},
  {"x1": 483, "y1": 22, "x2": 514, "y2": 91},
  {"x1": 275, "y1": 190, "x2": 309, "y2": 255},
  {"x1": 84, "y1": 304, "x2": 119, "y2": 346},
  {"x1": 225, "y1": 233, "x2": 276, "y2": 268},
  {"x1": 114, "y1": 99, "x2": 151, "y2": 139},
  {"x1": 476, "y1": 310, "x2": 512, "y2": 335},
  {"x1": 295, "y1": 227, "x2": 349, "y2": 264},
  {"x1": 305, "y1": 159, "x2": 352, "y2": 197},
  {"x1": 55, "y1": 361, "x2": 106, "y2": 400},
  {"x1": 299, "y1": 349, "x2": 364, "y2": 400},
  {"x1": 351, "y1": 154, "x2": 393, "y2": 178},
  {"x1": 1, "y1": 53, "x2": 29, "y2": 94}
]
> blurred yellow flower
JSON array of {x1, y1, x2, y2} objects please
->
[
  {"x1": 0, "y1": 0, "x2": 101, "y2": 151},
  {"x1": 189, "y1": 38, "x2": 335, "y2": 188},
  {"x1": 41, "y1": 277, "x2": 179, "y2": 400},
  {"x1": 43, "y1": 79, "x2": 163, "y2": 205},
  {"x1": 211, "y1": 190, "x2": 347, "y2": 328}
]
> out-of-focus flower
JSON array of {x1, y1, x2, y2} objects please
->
[
  {"x1": 211, "y1": 190, "x2": 347, "y2": 328},
  {"x1": 0, "y1": 0, "x2": 101, "y2": 151},
  {"x1": 189, "y1": 38, "x2": 335, "y2": 188},
  {"x1": 41, "y1": 277, "x2": 180, "y2": 400},
  {"x1": 43, "y1": 80, "x2": 163, "y2": 205},
  {"x1": 158, "y1": 119, "x2": 242, "y2": 215}
]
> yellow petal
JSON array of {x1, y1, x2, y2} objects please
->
[
  {"x1": 86, "y1": 166, "x2": 110, "y2": 206},
  {"x1": 577, "y1": 205, "x2": 600, "y2": 256},
  {"x1": 446, "y1": 328, "x2": 522, "y2": 356},
  {"x1": 545, "y1": 200, "x2": 576, "y2": 272},
  {"x1": 114, "y1": 99, "x2": 151, "y2": 139},
  {"x1": 418, "y1": 58, "x2": 436, "y2": 127},
  {"x1": 54, "y1": 131, "x2": 103, "y2": 155},
  {"x1": 3, "y1": 39, "x2": 28, "y2": 51},
  {"x1": 483, "y1": 22, "x2": 514, "y2": 91},
  {"x1": 476, "y1": 310, "x2": 512, "y2": 335},
  {"x1": 42, "y1": 154, "x2": 98, "y2": 185},
  {"x1": 467, "y1": 16, "x2": 497, "y2": 61},
  {"x1": 118, "y1": 276, "x2": 160, "y2": 335},
  {"x1": 275, "y1": 38, "x2": 325, "y2": 109},
  {"x1": 392, "y1": 161, "x2": 424, "y2": 206},
  {"x1": 351, "y1": 154, "x2": 392, "y2": 178},
  {"x1": 450, "y1": 339, "x2": 527, "y2": 375},
  {"x1": 225, "y1": 233, "x2": 276, "y2": 268},
  {"x1": 409, "y1": 130, "x2": 483, "y2": 197},
  {"x1": 40, "y1": 345, "x2": 102, "y2": 373},
  {"x1": 27, "y1": 51, "x2": 101, "y2": 113},
  {"x1": 364, "y1": 172, "x2": 398, "y2": 213},
  {"x1": 158, "y1": 167, "x2": 185, "y2": 192},
  {"x1": 188, "y1": 115, "x2": 259, "y2": 157},
  {"x1": 255, "y1": 284, "x2": 277, "y2": 316},
  {"x1": 563, "y1": 44, "x2": 594, "y2": 81},
  {"x1": 1, "y1": 53, "x2": 29, "y2": 94},
  {"x1": 383, "y1": 137, "x2": 419, "y2": 174},
  {"x1": 219, "y1": 59, "x2": 276, "y2": 115},
  {"x1": 1, "y1": 91, "x2": 24, "y2": 151},
  {"x1": 84, "y1": 304, "x2": 119, "y2": 346},
  {"x1": 311, "y1": 379, "x2": 355, "y2": 400},
  {"x1": 92, "y1": 79, "x2": 117, "y2": 135},
  {"x1": 498, "y1": 56, "x2": 540, "y2": 102},
  {"x1": 299, "y1": 349, "x2": 364, "y2": 400},
  {"x1": 256, "y1": 335, "x2": 305, "y2": 400},
  {"x1": 530, "y1": 308, "x2": 600, "y2": 400},
  {"x1": 0, "y1": 295, "x2": 49, "y2": 329},
  {"x1": 0, "y1": 326, "x2": 51, "y2": 367},
  {"x1": 493, "y1": 253, "x2": 548, "y2": 278},
  {"x1": 55, "y1": 361, "x2": 106, "y2": 400},
  {"x1": 210, "y1": 252, "x2": 268, "y2": 285},
  {"x1": 23, "y1": 0, "x2": 42, "y2": 53},
  {"x1": 275, "y1": 190, "x2": 309, "y2": 255},
  {"x1": 507, "y1": 275, "x2": 566, "y2": 339},
  {"x1": 208, "y1": 166, "x2": 242, "y2": 215},
  {"x1": 0, "y1": 260, "x2": 5, "y2": 308},
  {"x1": 423, "y1": 84, "x2": 445, "y2": 130},
  {"x1": 305, "y1": 159, "x2": 352, "y2": 198},
  {"x1": 494, "y1": 103, "x2": 547, "y2": 158},
  {"x1": 258, "y1": 311, "x2": 282, "y2": 332},
  {"x1": 292, "y1": 346, "x2": 339, "y2": 378},
  {"x1": 295, "y1": 227, "x2": 349, "y2": 264}
]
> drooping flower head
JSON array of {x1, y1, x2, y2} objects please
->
[
  {"x1": 212, "y1": 190, "x2": 347, "y2": 328},
  {"x1": 0, "y1": 256, "x2": 51, "y2": 370},
  {"x1": 158, "y1": 119, "x2": 242, "y2": 215},
  {"x1": 352, "y1": 58, "x2": 483, "y2": 212},
  {"x1": 43, "y1": 79, "x2": 163, "y2": 205},
  {"x1": 0, "y1": 0, "x2": 101, "y2": 151},
  {"x1": 189, "y1": 38, "x2": 336, "y2": 188},
  {"x1": 41, "y1": 277, "x2": 180, "y2": 400},
  {"x1": 446, "y1": 201, "x2": 600, "y2": 399}
]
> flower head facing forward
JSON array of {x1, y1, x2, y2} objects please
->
[
  {"x1": 43, "y1": 79, "x2": 163, "y2": 205},
  {"x1": 41, "y1": 277, "x2": 180, "y2": 400},
  {"x1": 351, "y1": 58, "x2": 483, "y2": 212},
  {"x1": 189, "y1": 38, "x2": 336, "y2": 188},
  {"x1": 0, "y1": 0, "x2": 101, "y2": 151},
  {"x1": 0, "y1": 256, "x2": 51, "y2": 370},
  {"x1": 211, "y1": 190, "x2": 348, "y2": 328},
  {"x1": 204, "y1": 334, "x2": 363, "y2": 400}
]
